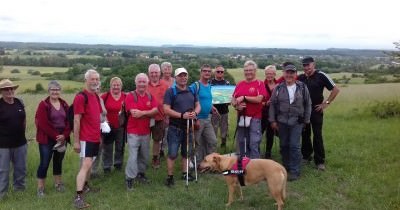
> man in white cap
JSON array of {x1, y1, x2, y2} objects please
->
[
  {"x1": 0, "y1": 79, "x2": 27, "y2": 199},
  {"x1": 163, "y1": 68, "x2": 201, "y2": 187}
]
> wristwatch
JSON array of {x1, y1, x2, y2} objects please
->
[{"x1": 325, "y1": 100, "x2": 330, "y2": 105}]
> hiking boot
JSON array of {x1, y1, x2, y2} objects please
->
[
  {"x1": 317, "y1": 164, "x2": 326, "y2": 171},
  {"x1": 302, "y1": 158, "x2": 312, "y2": 165},
  {"x1": 137, "y1": 173, "x2": 150, "y2": 184},
  {"x1": 83, "y1": 184, "x2": 100, "y2": 194},
  {"x1": 182, "y1": 173, "x2": 195, "y2": 182},
  {"x1": 288, "y1": 173, "x2": 299, "y2": 182},
  {"x1": 74, "y1": 194, "x2": 90, "y2": 209},
  {"x1": 37, "y1": 187, "x2": 45, "y2": 197},
  {"x1": 152, "y1": 157, "x2": 161, "y2": 169},
  {"x1": 126, "y1": 178, "x2": 134, "y2": 191},
  {"x1": 55, "y1": 183, "x2": 65, "y2": 192},
  {"x1": 165, "y1": 176, "x2": 174, "y2": 187}
]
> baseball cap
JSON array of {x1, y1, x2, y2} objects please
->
[
  {"x1": 174, "y1": 68, "x2": 188, "y2": 77},
  {"x1": 302, "y1": 57, "x2": 315, "y2": 64},
  {"x1": 284, "y1": 64, "x2": 297, "y2": 72}
]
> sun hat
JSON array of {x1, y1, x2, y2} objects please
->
[{"x1": 0, "y1": 79, "x2": 19, "y2": 90}]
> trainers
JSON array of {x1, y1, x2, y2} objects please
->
[
  {"x1": 74, "y1": 195, "x2": 90, "y2": 209},
  {"x1": 288, "y1": 173, "x2": 299, "y2": 182},
  {"x1": 182, "y1": 173, "x2": 195, "y2": 182},
  {"x1": 152, "y1": 158, "x2": 160, "y2": 169},
  {"x1": 137, "y1": 173, "x2": 150, "y2": 184},
  {"x1": 37, "y1": 187, "x2": 45, "y2": 197},
  {"x1": 317, "y1": 164, "x2": 326, "y2": 171},
  {"x1": 55, "y1": 183, "x2": 65, "y2": 192},
  {"x1": 165, "y1": 176, "x2": 174, "y2": 187},
  {"x1": 83, "y1": 184, "x2": 100, "y2": 194},
  {"x1": 126, "y1": 178, "x2": 134, "y2": 191}
]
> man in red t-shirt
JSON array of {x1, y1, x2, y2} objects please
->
[
  {"x1": 73, "y1": 69, "x2": 102, "y2": 209},
  {"x1": 124, "y1": 73, "x2": 158, "y2": 190},
  {"x1": 147, "y1": 64, "x2": 169, "y2": 169},
  {"x1": 232, "y1": 61, "x2": 268, "y2": 159}
]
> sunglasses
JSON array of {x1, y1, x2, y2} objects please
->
[
  {"x1": 49, "y1": 88, "x2": 61, "y2": 91},
  {"x1": 216, "y1": 71, "x2": 224, "y2": 74},
  {"x1": 1, "y1": 87, "x2": 15, "y2": 91}
]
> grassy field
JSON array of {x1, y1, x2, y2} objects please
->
[{"x1": 1, "y1": 73, "x2": 400, "y2": 209}]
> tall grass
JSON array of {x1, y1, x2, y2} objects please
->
[{"x1": 1, "y1": 83, "x2": 399, "y2": 210}]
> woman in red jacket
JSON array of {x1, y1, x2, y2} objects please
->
[{"x1": 35, "y1": 80, "x2": 71, "y2": 197}]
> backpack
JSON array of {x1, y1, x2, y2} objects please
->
[
  {"x1": 67, "y1": 92, "x2": 88, "y2": 131},
  {"x1": 170, "y1": 81, "x2": 199, "y2": 109}
]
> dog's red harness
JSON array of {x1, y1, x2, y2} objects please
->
[{"x1": 222, "y1": 156, "x2": 251, "y2": 186}]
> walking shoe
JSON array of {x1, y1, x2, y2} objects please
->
[
  {"x1": 317, "y1": 164, "x2": 326, "y2": 171},
  {"x1": 55, "y1": 183, "x2": 65, "y2": 192},
  {"x1": 126, "y1": 178, "x2": 134, "y2": 191},
  {"x1": 74, "y1": 195, "x2": 90, "y2": 209},
  {"x1": 288, "y1": 173, "x2": 299, "y2": 182},
  {"x1": 137, "y1": 173, "x2": 150, "y2": 184},
  {"x1": 83, "y1": 184, "x2": 100, "y2": 194},
  {"x1": 302, "y1": 158, "x2": 312, "y2": 165},
  {"x1": 37, "y1": 187, "x2": 45, "y2": 197},
  {"x1": 152, "y1": 157, "x2": 161, "y2": 169},
  {"x1": 182, "y1": 173, "x2": 195, "y2": 182},
  {"x1": 165, "y1": 176, "x2": 174, "y2": 187}
]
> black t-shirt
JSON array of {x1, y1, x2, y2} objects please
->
[
  {"x1": 298, "y1": 70, "x2": 335, "y2": 106},
  {"x1": 0, "y1": 98, "x2": 27, "y2": 148},
  {"x1": 210, "y1": 78, "x2": 230, "y2": 114},
  {"x1": 164, "y1": 87, "x2": 198, "y2": 128}
]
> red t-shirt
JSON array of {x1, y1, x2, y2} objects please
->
[
  {"x1": 101, "y1": 92, "x2": 126, "y2": 129},
  {"x1": 125, "y1": 91, "x2": 158, "y2": 135},
  {"x1": 147, "y1": 80, "x2": 169, "y2": 121},
  {"x1": 73, "y1": 90, "x2": 101, "y2": 142},
  {"x1": 232, "y1": 80, "x2": 267, "y2": 119}
]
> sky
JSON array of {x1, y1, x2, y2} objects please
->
[{"x1": 0, "y1": 0, "x2": 399, "y2": 50}]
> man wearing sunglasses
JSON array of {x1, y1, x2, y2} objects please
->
[
  {"x1": 210, "y1": 65, "x2": 231, "y2": 148},
  {"x1": 298, "y1": 57, "x2": 340, "y2": 171}
]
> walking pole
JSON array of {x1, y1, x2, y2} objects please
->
[
  {"x1": 191, "y1": 118, "x2": 198, "y2": 182},
  {"x1": 186, "y1": 118, "x2": 190, "y2": 188}
]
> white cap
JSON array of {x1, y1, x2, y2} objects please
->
[{"x1": 174, "y1": 68, "x2": 188, "y2": 77}]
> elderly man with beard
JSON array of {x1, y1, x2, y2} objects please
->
[{"x1": 73, "y1": 69, "x2": 102, "y2": 209}]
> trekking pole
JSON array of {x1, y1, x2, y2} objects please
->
[
  {"x1": 191, "y1": 118, "x2": 198, "y2": 183},
  {"x1": 186, "y1": 118, "x2": 190, "y2": 188}
]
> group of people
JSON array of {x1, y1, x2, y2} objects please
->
[{"x1": 0, "y1": 57, "x2": 339, "y2": 208}]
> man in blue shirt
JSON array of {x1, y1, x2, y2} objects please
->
[{"x1": 190, "y1": 64, "x2": 218, "y2": 166}]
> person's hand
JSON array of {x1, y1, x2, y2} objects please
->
[
  {"x1": 236, "y1": 96, "x2": 245, "y2": 103},
  {"x1": 271, "y1": 122, "x2": 279, "y2": 131},
  {"x1": 183, "y1": 111, "x2": 196, "y2": 120},
  {"x1": 130, "y1": 109, "x2": 144, "y2": 118},
  {"x1": 55, "y1": 135, "x2": 65, "y2": 143},
  {"x1": 315, "y1": 103, "x2": 329, "y2": 113},
  {"x1": 236, "y1": 102, "x2": 246, "y2": 111},
  {"x1": 73, "y1": 141, "x2": 80, "y2": 153},
  {"x1": 212, "y1": 106, "x2": 219, "y2": 115},
  {"x1": 266, "y1": 100, "x2": 271, "y2": 106}
]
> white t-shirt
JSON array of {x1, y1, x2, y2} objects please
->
[{"x1": 287, "y1": 84, "x2": 297, "y2": 104}]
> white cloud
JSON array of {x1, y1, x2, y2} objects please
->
[{"x1": 0, "y1": 0, "x2": 399, "y2": 49}]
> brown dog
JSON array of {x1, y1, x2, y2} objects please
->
[{"x1": 199, "y1": 153, "x2": 287, "y2": 210}]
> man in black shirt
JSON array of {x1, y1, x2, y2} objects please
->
[
  {"x1": 210, "y1": 65, "x2": 231, "y2": 148},
  {"x1": 298, "y1": 57, "x2": 340, "y2": 171}
]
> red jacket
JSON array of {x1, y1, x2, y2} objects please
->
[{"x1": 35, "y1": 97, "x2": 71, "y2": 144}]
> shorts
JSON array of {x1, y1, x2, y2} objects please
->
[
  {"x1": 79, "y1": 141, "x2": 100, "y2": 158},
  {"x1": 151, "y1": 120, "x2": 166, "y2": 142},
  {"x1": 167, "y1": 125, "x2": 193, "y2": 159}
]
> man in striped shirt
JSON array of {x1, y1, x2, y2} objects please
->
[{"x1": 298, "y1": 57, "x2": 340, "y2": 171}]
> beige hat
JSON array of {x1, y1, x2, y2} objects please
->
[
  {"x1": 0, "y1": 79, "x2": 19, "y2": 90},
  {"x1": 174, "y1": 68, "x2": 188, "y2": 77}
]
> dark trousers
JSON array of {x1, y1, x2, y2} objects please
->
[
  {"x1": 301, "y1": 111, "x2": 325, "y2": 165},
  {"x1": 37, "y1": 141, "x2": 65, "y2": 179},
  {"x1": 279, "y1": 123, "x2": 303, "y2": 176},
  {"x1": 261, "y1": 118, "x2": 275, "y2": 156}
]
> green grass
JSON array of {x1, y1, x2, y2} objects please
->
[{"x1": 1, "y1": 81, "x2": 400, "y2": 209}]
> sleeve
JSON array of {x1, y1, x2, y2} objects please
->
[
  {"x1": 35, "y1": 101, "x2": 59, "y2": 139},
  {"x1": 303, "y1": 85, "x2": 312, "y2": 123},
  {"x1": 232, "y1": 81, "x2": 241, "y2": 98},
  {"x1": 163, "y1": 88, "x2": 172, "y2": 106},
  {"x1": 320, "y1": 72, "x2": 335, "y2": 91},
  {"x1": 125, "y1": 93, "x2": 134, "y2": 111},
  {"x1": 150, "y1": 94, "x2": 158, "y2": 109},
  {"x1": 258, "y1": 80, "x2": 268, "y2": 99},
  {"x1": 268, "y1": 88, "x2": 278, "y2": 123},
  {"x1": 73, "y1": 94, "x2": 85, "y2": 115}
]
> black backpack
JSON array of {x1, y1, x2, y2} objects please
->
[{"x1": 68, "y1": 92, "x2": 88, "y2": 131}]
